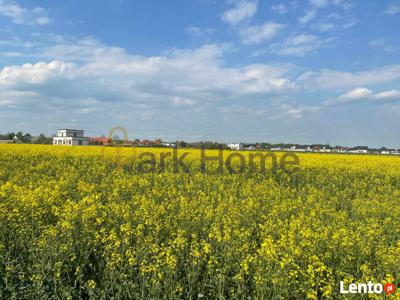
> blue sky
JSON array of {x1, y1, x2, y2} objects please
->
[{"x1": 0, "y1": 0, "x2": 400, "y2": 147}]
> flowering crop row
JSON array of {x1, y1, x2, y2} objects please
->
[{"x1": 0, "y1": 145, "x2": 400, "y2": 299}]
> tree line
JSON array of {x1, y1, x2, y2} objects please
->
[{"x1": 0, "y1": 132, "x2": 53, "y2": 144}]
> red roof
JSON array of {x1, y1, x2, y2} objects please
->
[{"x1": 90, "y1": 137, "x2": 111, "y2": 144}]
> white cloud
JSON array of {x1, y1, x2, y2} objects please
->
[
  {"x1": 0, "y1": 61, "x2": 76, "y2": 86},
  {"x1": 383, "y1": 5, "x2": 400, "y2": 15},
  {"x1": 222, "y1": 1, "x2": 284, "y2": 45},
  {"x1": 319, "y1": 12, "x2": 357, "y2": 31},
  {"x1": 34, "y1": 16, "x2": 50, "y2": 26},
  {"x1": 299, "y1": 10, "x2": 317, "y2": 24},
  {"x1": 374, "y1": 90, "x2": 400, "y2": 100},
  {"x1": 186, "y1": 26, "x2": 216, "y2": 37},
  {"x1": 3, "y1": 33, "x2": 400, "y2": 133},
  {"x1": 309, "y1": 0, "x2": 353, "y2": 10},
  {"x1": 338, "y1": 87, "x2": 373, "y2": 102},
  {"x1": 299, "y1": 65, "x2": 400, "y2": 90},
  {"x1": 239, "y1": 22, "x2": 286, "y2": 44},
  {"x1": 270, "y1": 4, "x2": 287, "y2": 14},
  {"x1": 0, "y1": 99, "x2": 14, "y2": 106},
  {"x1": 218, "y1": 102, "x2": 321, "y2": 120},
  {"x1": 0, "y1": 40, "x2": 296, "y2": 116},
  {"x1": 338, "y1": 87, "x2": 400, "y2": 102},
  {"x1": 222, "y1": 0, "x2": 258, "y2": 25},
  {"x1": 317, "y1": 23, "x2": 334, "y2": 31},
  {"x1": 278, "y1": 103, "x2": 321, "y2": 119},
  {"x1": 0, "y1": 37, "x2": 34, "y2": 48},
  {"x1": 0, "y1": 0, "x2": 50, "y2": 25},
  {"x1": 267, "y1": 34, "x2": 334, "y2": 56}
]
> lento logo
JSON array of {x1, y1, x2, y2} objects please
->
[
  {"x1": 385, "y1": 283, "x2": 397, "y2": 295},
  {"x1": 340, "y1": 280, "x2": 398, "y2": 296}
]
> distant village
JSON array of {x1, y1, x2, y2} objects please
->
[
  {"x1": 1, "y1": 129, "x2": 400, "y2": 155},
  {"x1": 222, "y1": 143, "x2": 400, "y2": 155}
]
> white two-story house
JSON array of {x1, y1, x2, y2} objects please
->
[
  {"x1": 53, "y1": 129, "x2": 89, "y2": 146},
  {"x1": 227, "y1": 143, "x2": 244, "y2": 150}
]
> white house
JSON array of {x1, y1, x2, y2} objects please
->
[
  {"x1": 53, "y1": 129, "x2": 89, "y2": 146},
  {"x1": 356, "y1": 149, "x2": 368, "y2": 154},
  {"x1": 227, "y1": 143, "x2": 244, "y2": 150}
]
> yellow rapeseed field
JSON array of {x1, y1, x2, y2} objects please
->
[{"x1": 1, "y1": 144, "x2": 400, "y2": 299}]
